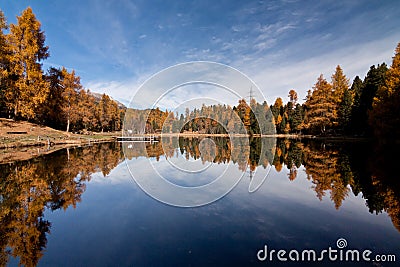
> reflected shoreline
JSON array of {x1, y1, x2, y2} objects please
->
[{"x1": 0, "y1": 137, "x2": 399, "y2": 266}]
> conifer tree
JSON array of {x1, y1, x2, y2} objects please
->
[
  {"x1": 303, "y1": 74, "x2": 336, "y2": 134},
  {"x1": 370, "y1": 42, "x2": 400, "y2": 139},
  {"x1": 338, "y1": 87, "x2": 353, "y2": 132},
  {"x1": 6, "y1": 7, "x2": 49, "y2": 119},
  {"x1": 60, "y1": 67, "x2": 81, "y2": 132},
  {"x1": 349, "y1": 76, "x2": 363, "y2": 133},
  {"x1": 353, "y1": 64, "x2": 387, "y2": 135},
  {"x1": 332, "y1": 65, "x2": 350, "y2": 102},
  {"x1": 0, "y1": 10, "x2": 9, "y2": 115},
  {"x1": 288, "y1": 89, "x2": 298, "y2": 106},
  {"x1": 331, "y1": 65, "x2": 350, "y2": 131}
]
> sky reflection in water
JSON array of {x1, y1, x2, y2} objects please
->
[{"x1": 2, "y1": 138, "x2": 400, "y2": 266}]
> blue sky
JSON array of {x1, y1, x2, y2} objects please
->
[{"x1": 1, "y1": 0, "x2": 399, "y2": 107}]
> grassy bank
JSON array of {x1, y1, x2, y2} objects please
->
[{"x1": 0, "y1": 118, "x2": 119, "y2": 147}]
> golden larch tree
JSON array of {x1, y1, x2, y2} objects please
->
[
  {"x1": 6, "y1": 7, "x2": 49, "y2": 119},
  {"x1": 60, "y1": 67, "x2": 82, "y2": 132},
  {"x1": 0, "y1": 10, "x2": 9, "y2": 99},
  {"x1": 303, "y1": 74, "x2": 337, "y2": 134}
]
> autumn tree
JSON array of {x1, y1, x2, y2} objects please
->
[
  {"x1": 5, "y1": 7, "x2": 49, "y2": 119},
  {"x1": 236, "y1": 99, "x2": 252, "y2": 134},
  {"x1": 77, "y1": 90, "x2": 98, "y2": 131},
  {"x1": 0, "y1": 10, "x2": 9, "y2": 115},
  {"x1": 271, "y1": 97, "x2": 284, "y2": 133},
  {"x1": 288, "y1": 89, "x2": 298, "y2": 105},
  {"x1": 40, "y1": 67, "x2": 64, "y2": 127},
  {"x1": 109, "y1": 98, "x2": 121, "y2": 131},
  {"x1": 303, "y1": 74, "x2": 336, "y2": 134},
  {"x1": 97, "y1": 94, "x2": 113, "y2": 132},
  {"x1": 332, "y1": 65, "x2": 350, "y2": 102},
  {"x1": 59, "y1": 68, "x2": 81, "y2": 132},
  {"x1": 370, "y1": 42, "x2": 400, "y2": 139}
]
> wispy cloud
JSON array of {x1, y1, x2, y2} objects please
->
[
  {"x1": 4, "y1": 0, "x2": 395, "y2": 110},
  {"x1": 249, "y1": 34, "x2": 399, "y2": 104}
]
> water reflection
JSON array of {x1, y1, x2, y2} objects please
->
[
  {"x1": 0, "y1": 142, "x2": 123, "y2": 267},
  {"x1": 0, "y1": 138, "x2": 399, "y2": 265}
]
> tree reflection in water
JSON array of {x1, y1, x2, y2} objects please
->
[
  {"x1": 0, "y1": 138, "x2": 399, "y2": 265},
  {"x1": 0, "y1": 142, "x2": 123, "y2": 266}
]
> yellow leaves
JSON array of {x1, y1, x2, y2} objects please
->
[
  {"x1": 276, "y1": 114, "x2": 282, "y2": 125},
  {"x1": 288, "y1": 89, "x2": 298, "y2": 105},
  {"x1": 332, "y1": 65, "x2": 350, "y2": 101},
  {"x1": 0, "y1": 143, "x2": 126, "y2": 266},
  {"x1": 5, "y1": 7, "x2": 49, "y2": 119},
  {"x1": 274, "y1": 97, "x2": 283, "y2": 108}
]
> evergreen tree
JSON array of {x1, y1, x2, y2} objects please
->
[
  {"x1": 6, "y1": 7, "x2": 49, "y2": 119},
  {"x1": 291, "y1": 103, "x2": 304, "y2": 133},
  {"x1": 352, "y1": 64, "x2": 388, "y2": 135},
  {"x1": 349, "y1": 76, "x2": 363, "y2": 133},
  {"x1": 370, "y1": 42, "x2": 400, "y2": 139},
  {"x1": 331, "y1": 65, "x2": 350, "y2": 131},
  {"x1": 338, "y1": 87, "x2": 353, "y2": 132}
]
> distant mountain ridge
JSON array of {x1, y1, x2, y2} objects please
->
[{"x1": 90, "y1": 92, "x2": 127, "y2": 110}]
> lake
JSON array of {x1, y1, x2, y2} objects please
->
[{"x1": 1, "y1": 137, "x2": 399, "y2": 266}]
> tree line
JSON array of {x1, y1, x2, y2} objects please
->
[
  {"x1": 0, "y1": 7, "x2": 123, "y2": 132},
  {"x1": 139, "y1": 41, "x2": 400, "y2": 140},
  {"x1": 270, "y1": 42, "x2": 400, "y2": 140}
]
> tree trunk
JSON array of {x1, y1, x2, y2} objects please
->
[
  {"x1": 66, "y1": 118, "x2": 70, "y2": 132},
  {"x1": 14, "y1": 102, "x2": 18, "y2": 120}
]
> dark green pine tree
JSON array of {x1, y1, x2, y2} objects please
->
[
  {"x1": 351, "y1": 64, "x2": 388, "y2": 136},
  {"x1": 349, "y1": 76, "x2": 363, "y2": 134},
  {"x1": 338, "y1": 87, "x2": 353, "y2": 133},
  {"x1": 291, "y1": 103, "x2": 304, "y2": 133}
]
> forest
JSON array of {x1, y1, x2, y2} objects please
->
[
  {"x1": 0, "y1": 8, "x2": 123, "y2": 133},
  {"x1": 1, "y1": 7, "x2": 399, "y2": 140},
  {"x1": 121, "y1": 41, "x2": 400, "y2": 140}
]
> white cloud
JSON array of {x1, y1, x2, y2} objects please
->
[
  {"x1": 86, "y1": 34, "x2": 399, "y2": 109},
  {"x1": 248, "y1": 34, "x2": 399, "y2": 104}
]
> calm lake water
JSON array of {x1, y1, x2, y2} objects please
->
[{"x1": 1, "y1": 137, "x2": 399, "y2": 266}]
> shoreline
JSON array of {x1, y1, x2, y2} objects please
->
[
  {"x1": 130, "y1": 132, "x2": 371, "y2": 141},
  {"x1": 0, "y1": 118, "x2": 372, "y2": 163}
]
